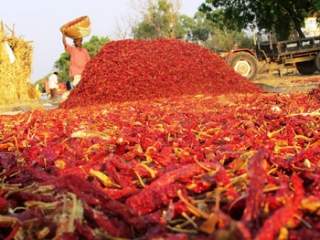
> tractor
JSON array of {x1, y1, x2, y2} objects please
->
[{"x1": 225, "y1": 34, "x2": 320, "y2": 80}]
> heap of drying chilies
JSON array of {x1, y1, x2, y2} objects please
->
[
  {"x1": 1, "y1": 92, "x2": 320, "y2": 239},
  {"x1": 61, "y1": 39, "x2": 259, "y2": 108}
]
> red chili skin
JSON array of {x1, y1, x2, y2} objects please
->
[
  {"x1": 92, "y1": 212, "x2": 131, "y2": 238},
  {"x1": 4, "y1": 224, "x2": 20, "y2": 240},
  {"x1": 75, "y1": 220, "x2": 95, "y2": 239},
  {"x1": 126, "y1": 164, "x2": 206, "y2": 216},
  {"x1": 255, "y1": 174, "x2": 304, "y2": 240},
  {"x1": 0, "y1": 197, "x2": 8, "y2": 212},
  {"x1": 242, "y1": 150, "x2": 268, "y2": 223}
]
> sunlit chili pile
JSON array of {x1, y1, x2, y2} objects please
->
[
  {"x1": 1, "y1": 92, "x2": 320, "y2": 239},
  {"x1": 61, "y1": 39, "x2": 259, "y2": 108}
]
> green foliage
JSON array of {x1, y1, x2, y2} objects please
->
[
  {"x1": 54, "y1": 52, "x2": 70, "y2": 83},
  {"x1": 206, "y1": 29, "x2": 253, "y2": 52},
  {"x1": 180, "y1": 12, "x2": 214, "y2": 42},
  {"x1": 54, "y1": 35, "x2": 109, "y2": 83},
  {"x1": 83, "y1": 36, "x2": 110, "y2": 56},
  {"x1": 132, "y1": 2, "x2": 253, "y2": 51},
  {"x1": 181, "y1": 12, "x2": 253, "y2": 51},
  {"x1": 133, "y1": 0, "x2": 187, "y2": 39},
  {"x1": 200, "y1": 0, "x2": 319, "y2": 40}
]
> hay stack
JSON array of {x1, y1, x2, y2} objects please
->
[{"x1": 0, "y1": 22, "x2": 38, "y2": 105}]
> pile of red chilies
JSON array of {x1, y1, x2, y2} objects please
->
[
  {"x1": 61, "y1": 39, "x2": 259, "y2": 108},
  {"x1": 1, "y1": 92, "x2": 320, "y2": 239}
]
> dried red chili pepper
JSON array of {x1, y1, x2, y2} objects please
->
[
  {"x1": 62, "y1": 39, "x2": 259, "y2": 108},
  {"x1": 255, "y1": 174, "x2": 304, "y2": 240},
  {"x1": 242, "y1": 150, "x2": 268, "y2": 223},
  {"x1": 1, "y1": 88, "x2": 320, "y2": 239},
  {"x1": 126, "y1": 163, "x2": 206, "y2": 216}
]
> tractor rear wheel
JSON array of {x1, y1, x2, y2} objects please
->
[
  {"x1": 296, "y1": 61, "x2": 317, "y2": 75},
  {"x1": 314, "y1": 53, "x2": 320, "y2": 71},
  {"x1": 228, "y1": 52, "x2": 258, "y2": 80}
]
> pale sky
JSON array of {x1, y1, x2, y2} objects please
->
[{"x1": 0, "y1": 0, "x2": 203, "y2": 82}]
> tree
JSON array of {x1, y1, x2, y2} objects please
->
[
  {"x1": 54, "y1": 35, "x2": 109, "y2": 82},
  {"x1": 181, "y1": 12, "x2": 253, "y2": 51},
  {"x1": 206, "y1": 28, "x2": 253, "y2": 52},
  {"x1": 131, "y1": 0, "x2": 253, "y2": 51},
  {"x1": 200, "y1": 0, "x2": 319, "y2": 40},
  {"x1": 132, "y1": 0, "x2": 187, "y2": 39},
  {"x1": 180, "y1": 12, "x2": 213, "y2": 42}
]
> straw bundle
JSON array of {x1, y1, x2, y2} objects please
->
[{"x1": 0, "y1": 23, "x2": 38, "y2": 105}]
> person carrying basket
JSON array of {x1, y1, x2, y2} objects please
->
[{"x1": 61, "y1": 16, "x2": 91, "y2": 89}]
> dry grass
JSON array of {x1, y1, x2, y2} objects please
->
[{"x1": 0, "y1": 23, "x2": 39, "y2": 105}]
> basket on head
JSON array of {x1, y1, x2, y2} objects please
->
[{"x1": 60, "y1": 16, "x2": 91, "y2": 39}]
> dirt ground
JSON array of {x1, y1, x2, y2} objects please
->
[
  {"x1": 253, "y1": 70, "x2": 320, "y2": 93},
  {"x1": 0, "y1": 98, "x2": 59, "y2": 115}
]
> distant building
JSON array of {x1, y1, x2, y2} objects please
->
[{"x1": 302, "y1": 17, "x2": 320, "y2": 37}]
